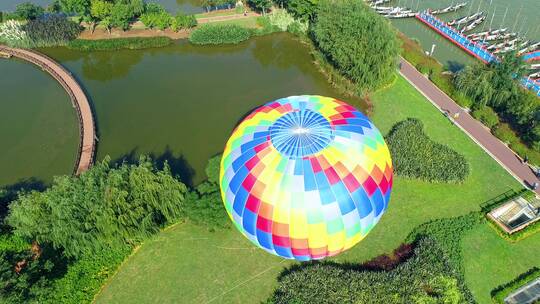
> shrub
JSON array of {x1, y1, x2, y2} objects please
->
[
  {"x1": 386, "y1": 118, "x2": 470, "y2": 183},
  {"x1": 487, "y1": 215, "x2": 540, "y2": 242},
  {"x1": 171, "y1": 13, "x2": 197, "y2": 32},
  {"x1": 189, "y1": 24, "x2": 252, "y2": 45},
  {"x1": 140, "y1": 10, "x2": 172, "y2": 30},
  {"x1": 0, "y1": 20, "x2": 30, "y2": 47},
  {"x1": 311, "y1": 0, "x2": 399, "y2": 93},
  {"x1": 286, "y1": 20, "x2": 308, "y2": 36},
  {"x1": 492, "y1": 123, "x2": 540, "y2": 166},
  {"x1": 24, "y1": 14, "x2": 82, "y2": 47},
  {"x1": 491, "y1": 267, "x2": 540, "y2": 304},
  {"x1": 183, "y1": 155, "x2": 230, "y2": 229},
  {"x1": 493, "y1": 123, "x2": 517, "y2": 145},
  {"x1": 67, "y1": 37, "x2": 172, "y2": 51},
  {"x1": 472, "y1": 106, "x2": 500, "y2": 129},
  {"x1": 267, "y1": 8, "x2": 295, "y2": 31},
  {"x1": 267, "y1": 238, "x2": 467, "y2": 304},
  {"x1": 44, "y1": 245, "x2": 132, "y2": 304}
]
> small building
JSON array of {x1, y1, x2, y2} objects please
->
[
  {"x1": 488, "y1": 195, "x2": 540, "y2": 234},
  {"x1": 505, "y1": 277, "x2": 540, "y2": 304}
]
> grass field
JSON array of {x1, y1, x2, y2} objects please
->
[
  {"x1": 94, "y1": 75, "x2": 521, "y2": 303},
  {"x1": 462, "y1": 223, "x2": 540, "y2": 304},
  {"x1": 208, "y1": 16, "x2": 260, "y2": 28}
]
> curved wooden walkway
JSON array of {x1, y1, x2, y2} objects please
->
[{"x1": 0, "y1": 45, "x2": 96, "y2": 175}]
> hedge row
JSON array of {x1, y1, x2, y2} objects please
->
[
  {"x1": 491, "y1": 267, "x2": 540, "y2": 304},
  {"x1": 487, "y1": 216, "x2": 540, "y2": 243},
  {"x1": 267, "y1": 238, "x2": 468, "y2": 304},
  {"x1": 67, "y1": 37, "x2": 173, "y2": 51},
  {"x1": 386, "y1": 118, "x2": 470, "y2": 183},
  {"x1": 189, "y1": 24, "x2": 252, "y2": 45}
]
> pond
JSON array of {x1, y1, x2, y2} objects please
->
[
  {"x1": 1, "y1": 33, "x2": 367, "y2": 187},
  {"x1": 1, "y1": 0, "x2": 539, "y2": 67},
  {"x1": 0, "y1": 59, "x2": 79, "y2": 186}
]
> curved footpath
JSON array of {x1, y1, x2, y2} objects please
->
[
  {"x1": 0, "y1": 45, "x2": 96, "y2": 175},
  {"x1": 399, "y1": 58, "x2": 540, "y2": 195}
]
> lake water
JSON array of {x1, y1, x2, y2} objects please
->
[
  {"x1": 1, "y1": 0, "x2": 539, "y2": 186},
  {"x1": 1, "y1": 33, "x2": 367, "y2": 187},
  {"x1": 0, "y1": 59, "x2": 78, "y2": 186},
  {"x1": 1, "y1": 0, "x2": 538, "y2": 66}
]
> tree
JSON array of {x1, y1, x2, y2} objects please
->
[
  {"x1": 249, "y1": 0, "x2": 272, "y2": 15},
  {"x1": 90, "y1": 0, "x2": 113, "y2": 32},
  {"x1": 286, "y1": 0, "x2": 318, "y2": 20},
  {"x1": 109, "y1": 1, "x2": 135, "y2": 30},
  {"x1": 57, "y1": 0, "x2": 91, "y2": 20},
  {"x1": 7, "y1": 157, "x2": 188, "y2": 259},
  {"x1": 23, "y1": 15, "x2": 82, "y2": 47},
  {"x1": 311, "y1": 0, "x2": 399, "y2": 93},
  {"x1": 454, "y1": 63, "x2": 494, "y2": 109},
  {"x1": 13, "y1": 2, "x2": 44, "y2": 20}
]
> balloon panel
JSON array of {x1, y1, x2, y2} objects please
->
[{"x1": 220, "y1": 96, "x2": 393, "y2": 261}]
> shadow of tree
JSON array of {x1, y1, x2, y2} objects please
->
[
  {"x1": 1, "y1": 178, "x2": 46, "y2": 220},
  {"x1": 110, "y1": 147, "x2": 195, "y2": 187},
  {"x1": 446, "y1": 60, "x2": 465, "y2": 73}
]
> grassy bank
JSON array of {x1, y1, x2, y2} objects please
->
[
  {"x1": 67, "y1": 37, "x2": 173, "y2": 51},
  {"x1": 93, "y1": 75, "x2": 519, "y2": 303}
]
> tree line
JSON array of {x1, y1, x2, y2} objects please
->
[{"x1": 0, "y1": 155, "x2": 228, "y2": 302}]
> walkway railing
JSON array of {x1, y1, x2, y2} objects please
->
[
  {"x1": 0, "y1": 45, "x2": 96, "y2": 175},
  {"x1": 416, "y1": 12, "x2": 540, "y2": 97}
]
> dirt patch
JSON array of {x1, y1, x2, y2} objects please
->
[{"x1": 79, "y1": 28, "x2": 190, "y2": 40}]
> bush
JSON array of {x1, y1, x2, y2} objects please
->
[
  {"x1": 171, "y1": 13, "x2": 197, "y2": 32},
  {"x1": 189, "y1": 24, "x2": 252, "y2": 45},
  {"x1": 492, "y1": 123, "x2": 540, "y2": 166},
  {"x1": 44, "y1": 245, "x2": 132, "y2": 304},
  {"x1": 487, "y1": 215, "x2": 540, "y2": 242},
  {"x1": 472, "y1": 106, "x2": 500, "y2": 129},
  {"x1": 386, "y1": 118, "x2": 470, "y2": 183},
  {"x1": 286, "y1": 20, "x2": 308, "y2": 36},
  {"x1": 267, "y1": 8, "x2": 294, "y2": 31},
  {"x1": 311, "y1": 0, "x2": 399, "y2": 93},
  {"x1": 267, "y1": 238, "x2": 467, "y2": 304},
  {"x1": 491, "y1": 267, "x2": 540, "y2": 304},
  {"x1": 183, "y1": 155, "x2": 230, "y2": 229},
  {"x1": 493, "y1": 123, "x2": 517, "y2": 145},
  {"x1": 67, "y1": 37, "x2": 172, "y2": 51},
  {"x1": 24, "y1": 14, "x2": 82, "y2": 47},
  {"x1": 140, "y1": 10, "x2": 172, "y2": 30},
  {"x1": 0, "y1": 20, "x2": 31, "y2": 47}
]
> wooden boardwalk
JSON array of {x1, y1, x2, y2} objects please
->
[{"x1": 0, "y1": 45, "x2": 96, "y2": 175}]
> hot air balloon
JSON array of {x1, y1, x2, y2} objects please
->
[{"x1": 220, "y1": 96, "x2": 393, "y2": 261}]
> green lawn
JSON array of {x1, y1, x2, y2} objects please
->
[
  {"x1": 94, "y1": 75, "x2": 520, "y2": 303},
  {"x1": 207, "y1": 16, "x2": 260, "y2": 29},
  {"x1": 462, "y1": 223, "x2": 540, "y2": 304}
]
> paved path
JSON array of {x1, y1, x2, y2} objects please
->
[
  {"x1": 1, "y1": 45, "x2": 96, "y2": 175},
  {"x1": 399, "y1": 58, "x2": 539, "y2": 194}
]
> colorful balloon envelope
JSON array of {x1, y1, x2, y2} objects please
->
[{"x1": 220, "y1": 96, "x2": 393, "y2": 261}]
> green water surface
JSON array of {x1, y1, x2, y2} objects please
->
[
  {"x1": 0, "y1": 59, "x2": 78, "y2": 186},
  {"x1": 2, "y1": 34, "x2": 367, "y2": 186}
]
